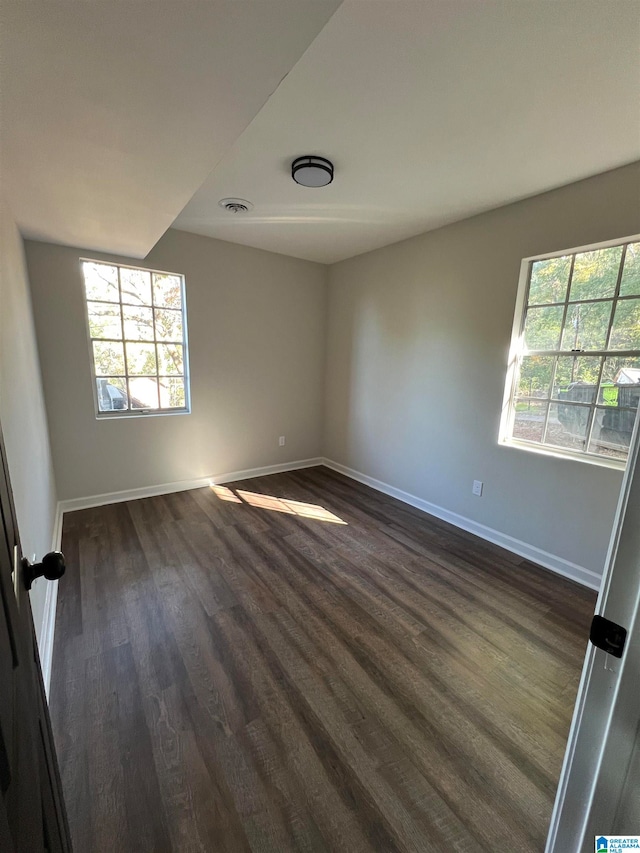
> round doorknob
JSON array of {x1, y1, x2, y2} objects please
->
[{"x1": 22, "y1": 551, "x2": 66, "y2": 590}]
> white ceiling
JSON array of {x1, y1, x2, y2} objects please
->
[
  {"x1": 174, "y1": 0, "x2": 640, "y2": 264},
  {"x1": 0, "y1": 0, "x2": 341, "y2": 257},
  {"x1": 1, "y1": 2, "x2": 638, "y2": 266}
]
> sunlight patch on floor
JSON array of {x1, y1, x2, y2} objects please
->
[
  {"x1": 210, "y1": 484, "x2": 242, "y2": 503},
  {"x1": 209, "y1": 484, "x2": 347, "y2": 524}
]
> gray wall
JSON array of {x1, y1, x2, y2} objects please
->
[
  {"x1": 0, "y1": 197, "x2": 58, "y2": 643},
  {"x1": 324, "y1": 163, "x2": 640, "y2": 579},
  {"x1": 22, "y1": 163, "x2": 640, "y2": 581},
  {"x1": 26, "y1": 229, "x2": 327, "y2": 501}
]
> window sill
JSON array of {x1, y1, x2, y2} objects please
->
[
  {"x1": 499, "y1": 437, "x2": 627, "y2": 471},
  {"x1": 96, "y1": 408, "x2": 191, "y2": 420}
]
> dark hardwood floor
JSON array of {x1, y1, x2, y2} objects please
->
[{"x1": 50, "y1": 465, "x2": 596, "y2": 853}]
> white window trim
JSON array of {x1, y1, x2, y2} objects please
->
[
  {"x1": 80, "y1": 258, "x2": 191, "y2": 419},
  {"x1": 499, "y1": 233, "x2": 640, "y2": 470}
]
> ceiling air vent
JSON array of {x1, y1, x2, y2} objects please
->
[{"x1": 218, "y1": 198, "x2": 253, "y2": 214}]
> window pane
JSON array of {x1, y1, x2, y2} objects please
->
[
  {"x1": 159, "y1": 377, "x2": 186, "y2": 409},
  {"x1": 129, "y1": 378, "x2": 159, "y2": 409},
  {"x1": 569, "y1": 246, "x2": 623, "y2": 302},
  {"x1": 87, "y1": 302, "x2": 122, "y2": 339},
  {"x1": 154, "y1": 308, "x2": 183, "y2": 341},
  {"x1": 123, "y1": 306, "x2": 154, "y2": 341},
  {"x1": 517, "y1": 356, "x2": 555, "y2": 399},
  {"x1": 523, "y1": 305, "x2": 564, "y2": 350},
  {"x1": 507, "y1": 240, "x2": 640, "y2": 462},
  {"x1": 153, "y1": 273, "x2": 182, "y2": 308},
  {"x1": 157, "y1": 344, "x2": 183, "y2": 375},
  {"x1": 546, "y1": 403, "x2": 590, "y2": 452},
  {"x1": 560, "y1": 301, "x2": 611, "y2": 351},
  {"x1": 96, "y1": 378, "x2": 128, "y2": 412},
  {"x1": 588, "y1": 406, "x2": 637, "y2": 462},
  {"x1": 83, "y1": 262, "x2": 119, "y2": 302},
  {"x1": 553, "y1": 356, "x2": 601, "y2": 403},
  {"x1": 609, "y1": 298, "x2": 640, "y2": 350},
  {"x1": 513, "y1": 400, "x2": 547, "y2": 443},
  {"x1": 598, "y1": 356, "x2": 640, "y2": 405},
  {"x1": 84, "y1": 260, "x2": 188, "y2": 417},
  {"x1": 120, "y1": 267, "x2": 152, "y2": 305},
  {"x1": 620, "y1": 243, "x2": 640, "y2": 297},
  {"x1": 528, "y1": 256, "x2": 571, "y2": 305},
  {"x1": 93, "y1": 341, "x2": 125, "y2": 376},
  {"x1": 126, "y1": 342, "x2": 157, "y2": 375}
]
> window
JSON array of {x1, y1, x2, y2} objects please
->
[
  {"x1": 82, "y1": 260, "x2": 190, "y2": 416},
  {"x1": 501, "y1": 238, "x2": 640, "y2": 466}
]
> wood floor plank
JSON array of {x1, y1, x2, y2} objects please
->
[
  {"x1": 50, "y1": 466, "x2": 597, "y2": 852},
  {"x1": 261, "y1": 539, "x2": 547, "y2": 851}
]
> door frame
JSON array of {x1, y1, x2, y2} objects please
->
[{"x1": 546, "y1": 411, "x2": 640, "y2": 850}]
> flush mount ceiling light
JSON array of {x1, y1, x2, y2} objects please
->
[
  {"x1": 218, "y1": 198, "x2": 254, "y2": 213},
  {"x1": 291, "y1": 155, "x2": 334, "y2": 188}
]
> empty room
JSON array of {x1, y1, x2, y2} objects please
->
[{"x1": 1, "y1": 1, "x2": 640, "y2": 852}]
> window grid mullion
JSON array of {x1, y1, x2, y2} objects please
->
[
  {"x1": 511, "y1": 399, "x2": 637, "y2": 412},
  {"x1": 115, "y1": 265, "x2": 132, "y2": 411},
  {"x1": 603, "y1": 243, "x2": 627, "y2": 352},
  {"x1": 556, "y1": 253, "x2": 575, "y2": 352},
  {"x1": 91, "y1": 337, "x2": 183, "y2": 346},
  {"x1": 524, "y1": 349, "x2": 639, "y2": 358},
  {"x1": 149, "y1": 274, "x2": 161, "y2": 409},
  {"x1": 584, "y1": 246, "x2": 629, "y2": 454},
  {"x1": 510, "y1": 240, "x2": 639, "y2": 465},
  {"x1": 154, "y1": 297, "x2": 162, "y2": 408},
  {"x1": 525, "y1": 293, "x2": 639, "y2": 311},
  {"x1": 540, "y1": 355, "x2": 558, "y2": 445},
  {"x1": 585, "y1": 358, "x2": 609, "y2": 454},
  {"x1": 152, "y1": 277, "x2": 179, "y2": 411},
  {"x1": 541, "y1": 255, "x2": 575, "y2": 444}
]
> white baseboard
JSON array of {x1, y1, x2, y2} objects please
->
[
  {"x1": 321, "y1": 458, "x2": 602, "y2": 591},
  {"x1": 58, "y1": 457, "x2": 325, "y2": 513},
  {"x1": 59, "y1": 475, "x2": 212, "y2": 513},
  {"x1": 213, "y1": 457, "x2": 324, "y2": 488}
]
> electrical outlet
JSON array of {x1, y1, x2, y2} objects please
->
[
  {"x1": 472, "y1": 480, "x2": 483, "y2": 497},
  {"x1": 279, "y1": 436, "x2": 286, "y2": 447}
]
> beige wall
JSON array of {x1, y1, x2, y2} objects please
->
[
  {"x1": 25, "y1": 229, "x2": 327, "y2": 501},
  {"x1": 0, "y1": 197, "x2": 58, "y2": 644},
  {"x1": 324, "y1": 163, "x2": 640, "y2": 579}
]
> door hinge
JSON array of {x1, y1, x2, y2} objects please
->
[{"x1": 589, "y1": 615, "x2": 627, "y2": 659}]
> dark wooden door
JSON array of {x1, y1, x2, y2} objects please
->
[{"x1": 0, "y1": 424, "x2": 71, "y2": 852}]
